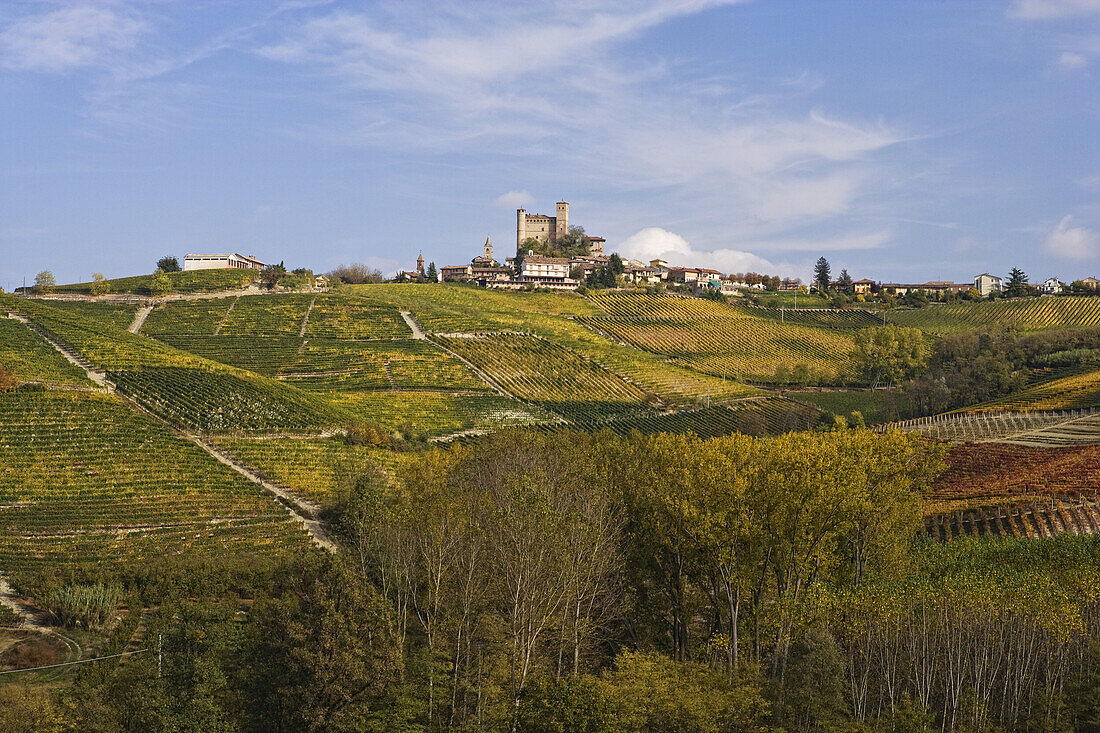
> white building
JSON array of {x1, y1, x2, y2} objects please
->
[
  {"x1": 974, "y1": 273, "x2": 1003, "y2": 297},
  {"x1": 517, "y1": 254, "x2": 578, "y2": 289},
  {"x1": 1042, "y1": 277, "x2": 1065, "y2": 294},
  {"x1": 183, "y1": 253, "x2": 266, "y2": 271}
]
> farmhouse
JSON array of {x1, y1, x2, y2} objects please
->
[
  {"x1": 974, "y1": 273, "x2": 1003, "y2": 297},
  {"x1": 1081, "y1": 277, "x2": 1100, "y2": 290},
  {"x1": 1042, "y1": 277, "x2": 1065, "y2": 294},
  {"x1": 183, "y1": 253, "x2": 266, "y2": 271},
  {"x1": 852, "y1": 278, "x2": 876, "y2": 295}
]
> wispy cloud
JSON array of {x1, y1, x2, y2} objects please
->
[
  {"x1": 1010, "y1": 0, "x2": 1100, "y2": 20},
  {"x1": 619, "y1": 227, "x2": 776, "y2": 273},
  {"x1": 0, "y1": 5, "x2": 145, "y2": 72},
  {"x1": 1057, "y1": 50, "x2": 1089, "y2": 68},
  {"x1": 1045, "y1": 214, "x2": 1100, "y2": 258},
  {"x1": 493, "y1": 190, "x2": 534, "y2": 209}
]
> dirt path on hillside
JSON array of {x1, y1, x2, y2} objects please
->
[
  {"x1": 399, "y1": 310, "x2": 427, "y2": 339},
  {"x1": 299, "y1": 295, "x2": 317, "y2": 337},
  {"x1": 7, "y1": 313, "x2": 112, "y2": 391},
  {"x1": 192, "y1": 439, "x2": 336, "y2": 552},
  {"x1": 128, "y1": 305, "x2": 154, "y2": 334},
  {"x1": 0, "y1": 577, "x2": 47, "y2": 631}
]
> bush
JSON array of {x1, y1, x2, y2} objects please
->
[
  {"x1": 89, "y1": 272, "x2": 109, "y2": 296},
  {"x1": 49, "y1": 583, "x2": 121, "y2": 629},
  {"x1": 345, "y1": 422, "x2": 396, "y2": 449},
  {"x1": 149, "y1": 269, "x2": 171, "y2": 297},
  {"x1": 328, "y1": 263, "x2": 384, "y2": 284},
  {"x1": 156, "y1": 256, "x2": 181, "y2": 273}
]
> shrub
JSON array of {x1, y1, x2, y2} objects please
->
[
  {"x1": 345, "y1": 422, "x2": 395, "y2": 449},
  {"x1": 34, "y1": 271, "x2": 55, "y2": 293},
  {"x1": 89, "y1": 272, "x2": 110, "y2": 296},
  {"x1": 149, "y1": 269, "x2": 171, "y2": 297},
  {"x1": 49, "y1": 583, "x2": 121, "y2": 629}
]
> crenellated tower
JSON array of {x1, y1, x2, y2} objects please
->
[{"x1": 555, "y1": 201, "x2": 569, "y2": 240}]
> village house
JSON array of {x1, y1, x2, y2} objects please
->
[
  {"x1": 183, "y1": 253, "x2": 266, "y2": 271},
  {"x1": 1042, "y1": 277, "x2": 1065, "y2": 295},
  {"x1": 882, "y1": 281, "x2": 970, "y2": 296},
  {"x1": 1081, "y1": 277, "x2": 1100, "y2": 290},
  {"x1": 974, "y1": 273, "x2": 1003, "y2": 297},
  {"x1": 852, "y1": 278, "x2": 876, "y2": 295}
]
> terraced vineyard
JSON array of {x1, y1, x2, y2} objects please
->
[
  {"x1": 924, "y1": 499, "x2": 1100, "y2": 542},
  {"x1": 887, "y1": 296, "x2": 1100, "y2": 334},
  {"x1": 51, "y1": 268, "x2": 260, "y2": 295},
  {"x1": 434, "y1": 333, "x2": 646, "y2": 409},
  {"x1": 927, "y1": 442, "x2": 1100, "y2": 513},
  {"x1": 0, "y1": 317, "x2": 90, "y2": 388},
  {"x1": 142, "y1": 297, "x2": 237, "y2": 336},
  {"x1": 583, "y1": 314, "x2": 859, "y2": 383},
  {"x1": 963, "y1": 369, "x2": 1100, "y2": 412},
  {"x1": 745, "y1": 306, "x2": 882, "y2": 329},
  {"x1": 564, "y1": 398, "x2": 823, "y2": 437},
  {"x1": 331, "y1": 391, "x2": 557, "y2": 438},
  {"x1": 0, "y1": 391, "x2": 310, "y2": 574},
  {"x1": 219, "y1": 294, "x2": 315, "y2": 337},
  {"x1": 588, "y1": 291, "x2": 742, "y2": 319},
  {"x1": 214, "y1": 438, "x2": 417, "y2": 503},
  {"x1": 304, "y1": 295, "x2": 410, "y2": 339},
  {"x1": 890, "y1": 409, "x2": 1100, "y2": 444},
  {"x1": 35, "y1": 300, "x2": 139, "y2": 329},
  {"x1": 108, "y1": 367, "x2": 342, "y2": 433}
]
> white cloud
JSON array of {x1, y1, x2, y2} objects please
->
[
  {"x1": 1044, "y1": 215, "x2": 1100, "y2": 258},
  {"x1": 493, "y1": 190, "x2": 534, "y2": 209},
  {"x1": 619, "y1": 227, "x2": 774, "y2": 273},
  {"x1": 1010, "y1": 0, "x2": 1100, "y2": 20},
  {"x1": 0, "y1": 6, "x2": 145, "y2": 72},
  {"x1": 1057, "y1": 51, "x2": 1089, "y2": 68}
]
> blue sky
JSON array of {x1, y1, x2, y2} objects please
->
[{"x1": 1, "y1": 0, "x2": 1099, "y2": 290}]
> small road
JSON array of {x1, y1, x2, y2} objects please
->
[
  {"x1": 400, "y1": 310, "x2": 427, "y2": 339},
  {"x1": 0, "y1": 577, "x2": 47, "y2": 631},
  {"x1": 128, "y1": 305, "x2": 154, "y2": 334}
]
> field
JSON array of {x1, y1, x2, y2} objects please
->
[
  {"x1": 50, "y1": 268, "x2": 260, "y2": 295},
  {"x1": 562, "y1": 397, "x2": 823, "y2": 436},
  {"x1": 0, "y1": 317, "x2": 91, "y2": 388},
  {"x1": 0, "y1": 391, "x2": 310, "y2": 575},
  {"x1": 787, "y1": 389, "x2": 892, "y2": 425},
  {"x1": 887, "y1": 296, "x2": 1100, "y2": 334}
]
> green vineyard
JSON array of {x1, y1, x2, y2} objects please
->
[
  {"x1": 0, "y1": 391, "x2": 310, "y2": 574},
  {"x1": 434, "y1": 333, "x2": 646, "y2": 408},
  {"x1": 962, "y1": 369, "x2": 1100, "y2": 412},
  {"x1": 0, "y1": 317, "x2": 91, "y2": 388},
  {"x1": 887, "y1": 296, "x2": 1100, "y2": 334},
  {"x1": 331, "y1": 391, "x2": 556, "y2": 438},
  {"x1": 563, "y1": 398, "x2": 823, "y2": 437},
  {"x1": 37, "y1": 300, "x2": 139, "y2": 329},
  {"x1": 52, "y1": 268, "x2": 260, "y2": 295},
  {"x1": 108, "y1": 367, "x2": 342, "y2": 434}
]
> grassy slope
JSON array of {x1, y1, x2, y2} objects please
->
[{"x1": 51, "y1": 268, "x2": 260, "y2": 295}]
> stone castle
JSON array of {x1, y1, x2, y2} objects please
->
[{"x1": 516, "y1": 201, "x2": 603, "y2": 256}]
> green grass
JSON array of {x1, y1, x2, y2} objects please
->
[
  {"x1": 51, "y1": 268, "x2": 260, "y2": 295},
  {"x1": 886, "y1": 296, "x2": 1100, "y2": 334},
  {"x1": 0, "y1": 391, "x2": 310, "y2": 575},
  {"x1": 787, "y1": 389, "x2": 893, "y2": 425},
  {"x1": 0, "y1": 317, "x2": 90, "y2": 388}
]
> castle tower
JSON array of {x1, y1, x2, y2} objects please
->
[
  {"x1": 483, "y1": 236, "x2": 493, "y2": 261},
  {"x1": 555, "y1": 201, "x2": 569, "y2": 241},
  {"x1": 516, "y1": 208, "x2": 527, "y2": 248},
  {"x1": 416, "y1": 252, "x2": 425, "y2": 276}
]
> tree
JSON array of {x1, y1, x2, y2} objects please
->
[
  {"x1": 89, "y1": 272, "x2": 109, "y2": 296},
  {"x1": 1005, "y1": 267, "x2": 1029, "y2": 298},
  {"x1": 853, "y1": 325, "x2": 928, "y2": 389},
  {"x1": 813, "y1": 257, "x2": 831, "y2": 292},
  {"x1": 34, "y1": 270, "x2": 55, "y2": 293},
  {"x1": 837, "y1": 268, "x2": 853, "y2": 293},
  {"x1": 149, "y1": 268, "x2": 171, "y2": 297},
  {"x1": 426, "y1": 261, "x2": 438, "y2": 282},
  {"x1": 608, "y1": 253, "x2": 624, "y2": 275},
  {"x1": 156, "y1": 256, "x2": 181, "y2": 273},
  {"x1": 327, "y1": 264, "x2": 384, "y2": 284},
  {"x1": 247, "y1": 556, "x2": 402, "y2": 732}
]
